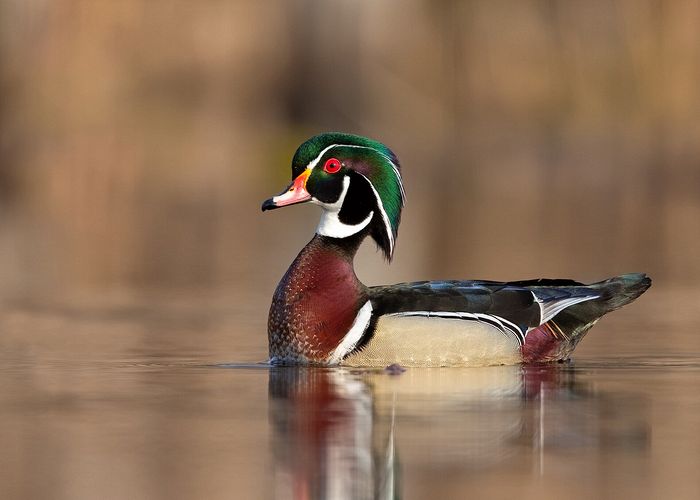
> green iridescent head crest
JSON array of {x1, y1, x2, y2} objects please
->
[{"x1": 293, "y1": 132, "x2": 406, "y2": 260}]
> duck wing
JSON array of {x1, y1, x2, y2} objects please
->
[
  {"x1": 338, "y1": 274, "x2": 650, "y2": 366},
  {"x1": 368, "y1": 278, "x2": 600, "y2": 343}
]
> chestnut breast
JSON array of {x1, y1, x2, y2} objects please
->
[{"x1": 268, "y1": 236, "x2": 368, "y2": 363}]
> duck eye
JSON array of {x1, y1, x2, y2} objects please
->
[{"x1": 323, "y1": 158, "x2": 342, "y2": 174}]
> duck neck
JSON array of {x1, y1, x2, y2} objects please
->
[
  {"x1": 313, "y1": 229, "x2": 368, "y2": 262},
  {"x1": 268, "y1": 230, "x2": 370, "y2": 363}
]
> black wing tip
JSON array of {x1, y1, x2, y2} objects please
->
[
  {"x1": 601, "y1": 272, "x2": 652, "y2": 293},
  {"x1": 622, "y1": 272, "x2": 652, "y2": 299},
  {"x1": 592, "y1": 272, "x2": 652, "y2": 311},
  {"x1": 619, "y1": 272, "x2": 652, "y2": 287}
]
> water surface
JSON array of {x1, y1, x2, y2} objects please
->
[{"x1": 1, "y1": 289, "x2": 699, "y2": 499}]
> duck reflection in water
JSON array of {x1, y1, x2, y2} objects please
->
[{"x1": 268, "y1": 365, "x2": 648, "y2": 500}]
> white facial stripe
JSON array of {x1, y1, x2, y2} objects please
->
[
  {"x1": 328, "y1": 301, "x2": 373, "y2": 364},
  {"x1": 307, "y1": 143, "x2": 406, "y2": 203},
  {"x1": 390, "y1": 160, "x2": 405, "y2": 202},
  {"x1": 307, "y1": 143, "x2": 345, "y2": 170},
  {"x1": 315, "y1": 176, "x2": 374, "y2": 238},
  {"x1": 357, "y1": 172, "x2": 395, "y2": 256}
]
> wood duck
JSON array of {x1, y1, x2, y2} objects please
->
[{"x1": 261, "y1": 132, "x2": 651, "y2": 367}]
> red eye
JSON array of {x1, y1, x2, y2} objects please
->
[{"x1": 323, "y1": 158, "x2": 342, "y2": 174}]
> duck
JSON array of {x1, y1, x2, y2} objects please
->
[{"x1": 261, "y1": 132, "x2": 651, "y2": 367}]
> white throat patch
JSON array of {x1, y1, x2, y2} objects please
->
[{"x1": 314, "y1": 175, "x2": 374, "y2": 239}]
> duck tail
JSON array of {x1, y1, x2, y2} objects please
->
[
  {"x1": 522, "y1": 273, "x2": 651, "y2": 362},
  {"x1": 557, "y1": 273, "x2": 652, "y2": 336},
  {"x1": 586, "y1": 273, "x2": 652, "y2": 314}
]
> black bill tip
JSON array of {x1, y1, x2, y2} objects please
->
[{"x1": 261, "y1": 198, "x2": 277, "y2": 211}]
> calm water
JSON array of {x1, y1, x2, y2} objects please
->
[{"x1": 1, "y1": 289, "x2": 699, "y2": 500}]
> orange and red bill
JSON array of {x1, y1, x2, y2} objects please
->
[{"x1": 262, "y1": 169, "x2": 312, "y2": 211}]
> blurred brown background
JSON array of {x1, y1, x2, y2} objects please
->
[
  {"x1": 1, "y1": 0, "x2": 699, "y2": 301},
  {"x1": 1, "y1": 5, "x2": 699, "y2": 498}
]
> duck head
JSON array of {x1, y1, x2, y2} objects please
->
[{"x1": 262, "y1": 133, "x2": 406, "y2": 259}]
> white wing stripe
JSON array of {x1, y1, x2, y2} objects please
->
[{"x1": 532, "y1": 292, "x2": 599, "y2": 324}]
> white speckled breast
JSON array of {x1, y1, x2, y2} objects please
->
[{"x1": 342, "y1": 316, "x2": 522, "y2": 367}]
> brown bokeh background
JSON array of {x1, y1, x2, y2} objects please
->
[
  {"x1": 1, "y1": 0, "x2": 699, "y2": 301},
  {"x1": 2, "y1": 4, "x2": 700, "y2": 499}
]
